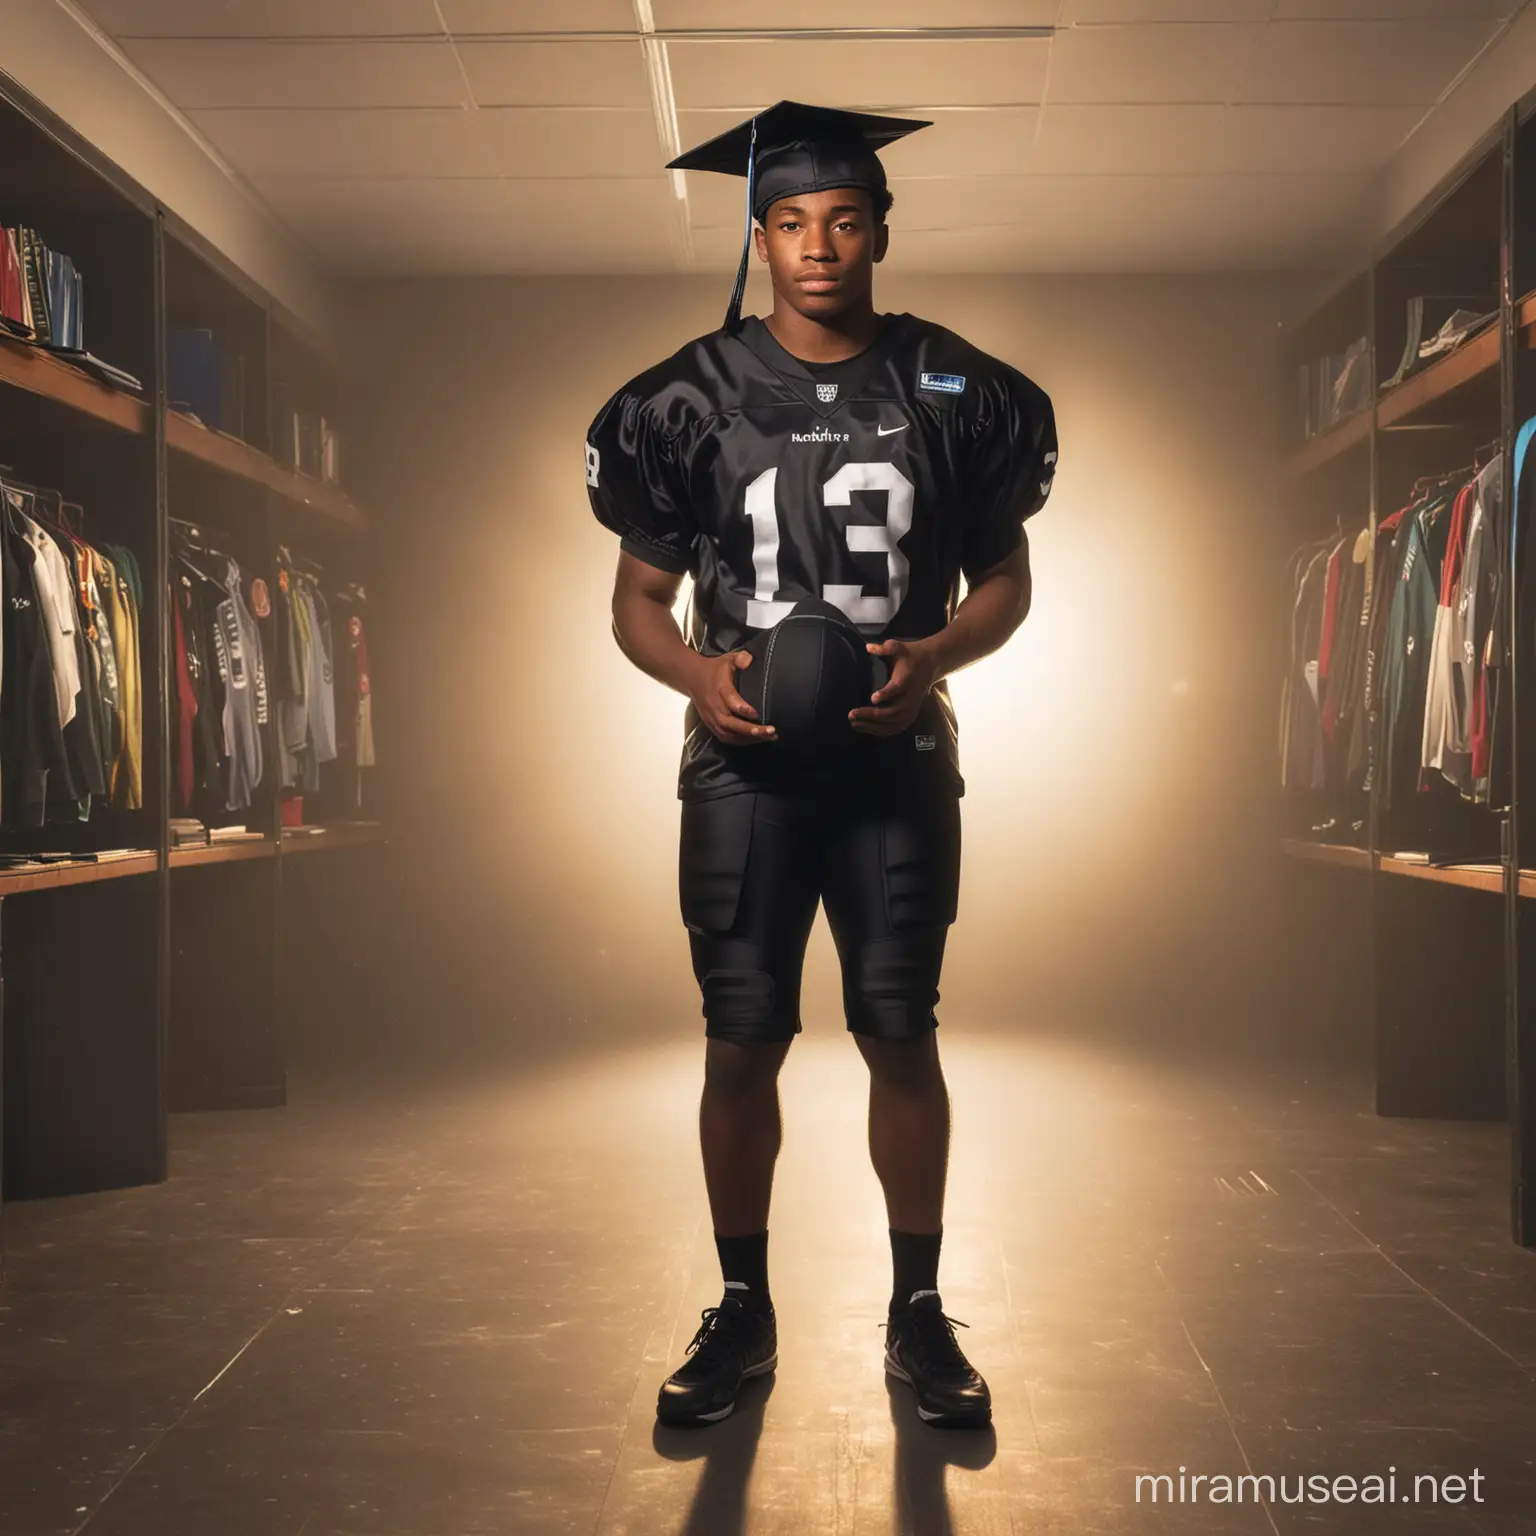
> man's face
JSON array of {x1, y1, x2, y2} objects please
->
[{"x1": 753, "y1": 185, "x2": 888, "y2": 321}]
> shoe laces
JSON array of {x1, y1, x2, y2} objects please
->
[
  {"x1": 685, "y1": 1298, "x2": 756, "y2": 1364},
  {"x1": 887, "y1": 1301, "x2": 974, "y2": 1382}
]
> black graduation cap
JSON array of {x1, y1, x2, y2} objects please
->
[{"x1": 668, "y1": 100, "x2": 931, "y2": 333}]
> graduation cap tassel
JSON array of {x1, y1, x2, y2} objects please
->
[{"x1": 724, "y1": 116, "x2": 757, "y2": 334}]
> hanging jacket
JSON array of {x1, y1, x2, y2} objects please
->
[
  {"x1": 214, "y1": 558, "x2": 267, "y2": 811},
  {"x1": 1, "y1": 497, "x2": 72, "y2": 823}
]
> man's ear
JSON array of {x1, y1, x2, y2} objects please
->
[
  {"x1": 873, "y1": 222, "x2": 890, "y2": 264},
  {"x1": 752, "y1": 220, "x2": 768, "y2": 262}
]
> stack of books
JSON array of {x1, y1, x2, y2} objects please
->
[
  {"x1": 1296, "y1": 336, "x2": 1371, "y2": 440},
  {"x1": 0, "y1": 223, "x2": 142, "y2": 392},
  {"x1": 169, "y1": 818, "x2": 209, "y2": 848},
  {"x1": 273, "y1": 382, "x2": 343, "y2": 484}
]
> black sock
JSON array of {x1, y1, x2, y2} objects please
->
[
  {"x1": 890, "y1": 1227, "x2": 942, "y2": 1312},
  {"x1": 715, "y1": 1230, "x2": 771, "y2": 1311}
]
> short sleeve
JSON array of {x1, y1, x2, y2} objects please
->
[
  {"x1": 960, "y1": 369, "x2": 1057, "y2": 581},
  {"x1": 585, "y1": 386, "x2": 697, "y2": 575}
]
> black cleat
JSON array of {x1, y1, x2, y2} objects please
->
[
  {"x1": 657, "y1": 1294, "x2": 777, "y2": 1428},
  {"x1": 884, "y1": 1291, "x2": 992, "y2": 1428}
]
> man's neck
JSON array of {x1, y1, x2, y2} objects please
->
[{"x1": 763, "y1": 300, "x2": 884, "y2": 364}]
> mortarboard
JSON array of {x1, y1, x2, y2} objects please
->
[{"x1": 667, "y1": 100, "x2": 931, "y2": 333}]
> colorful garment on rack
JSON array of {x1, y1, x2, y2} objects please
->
[{"x1": 0, "y1": 480, "x2": 144, "y2": 824}]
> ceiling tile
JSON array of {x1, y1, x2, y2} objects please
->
[
  {"x1": 255, "y1": 176, "x2": 516, "y2": 224},
  {"x1": 479, "y1": 108, "x2": 665, "y2": 178},
  {"x1": 455, "y1": 40, "x2": 651, "y2": 107},
  {"x1": 666, "y1": 38, "x2": 1051, "y2": 109},
  {"x1": 191, "y1": 107, "x2": 499, "y2": 178},
  {"x1": 304, "y1": 215, "x2": 676, "y2": 273},
  {"x1": 654, "y1": 0, "x2": 1058, "y2": 24},
  {"x1": 875, "y1": 108, "x2": 1043, "y2": 176},
  {"x1": 119, "y1": 38, "x2": 469, "y2": 108},
  {"x1": 882, "y1": 174, "x2": 1374, "y2": 270},
  {"x1": 1273, "y1": 1, "x2": 1515, "y2": 17},
  {"x1": 1031, "y1": 105, "x2": 1224, "y2": 173},
  {"x1": 1030, "y1": 101, "x2": 1421, "y2": 174},
  {"x1": 78, "y1": 0, "x2": 441, "y2": 36},
  {"x1": 439, "y1": 0, "x2": 637, "y2": 31},
  {"x1": 1238, "y1": 19, "x2": 1505, "y2": 104},
  {"x1": 288, "y1": 178, "x2": 677, "y2": 271},
  {"x1": 1060, "y1": 0, "x2": 1270, "y2": 18},
  {"x1": 1046, "y1": 23, "x2": 1264, "y2": 103},
  {"x1": 1217, "y1": 104, "x2": 1422, "y2": 172}
]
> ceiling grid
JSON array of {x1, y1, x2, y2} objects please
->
[{"x1": 68, "y1": 0, "x2": 1533, "y2": 275}]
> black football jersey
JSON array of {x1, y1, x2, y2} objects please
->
[{"x1": 586, "y1": 311, "x2": 1057, "y2": 801}]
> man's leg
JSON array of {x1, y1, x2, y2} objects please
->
[
  {"x1": 824, "y1": 787, "x2": 989, "y2": 1427},
  {"x1": 700, "y1": 1036, "x2": 793, "y2": 1237},
  {"x1": 854, "y1": 1029, "x2": 950, "y2": 1236},
  {"x1": 659, "y1": 792, "x2": 819, "y2": 1427}
]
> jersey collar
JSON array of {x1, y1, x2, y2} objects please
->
[{"x1": 733, "y1": 312, "x2": 910, "y2": 418}]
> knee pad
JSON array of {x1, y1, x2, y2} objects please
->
[
  {"x1": 845, "y1": 931, "x2": 945, "y2": 1039},
  {"x1": 700, "y1": 967, "x2": 784, "y2": 1038}
]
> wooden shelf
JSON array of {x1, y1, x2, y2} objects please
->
[
  {"x1": 0, "y1": 851, "x2": 158, "y2": 895},
  {"x1": 166, "y1": 410, "x2": 368, "y2": 530},
  {"x1": 0, "y1": 334, "x2": 148, "y2": 434},
  {"x1": 1376, "y1": 294, "x2": 1536, "y2": 432},
  {"x1": 1377, "y1": 856, "x2": 1504, "y2": 895},
  {"x1": 1285, "y1": 408, "x2": 1370, "y2": 478},
  {"x1": 1280, "y1": 838, "x2": 1372, "y2": 871},
  {"x1": 1378, "y1": 321, "x2": 1500, "y2": 430},
  {"x1": 280, "y1": 824, "x2": 386, "y2": 856},
  {"x1": 169, "y1": 840, "x2": 276, "y2": 869}
]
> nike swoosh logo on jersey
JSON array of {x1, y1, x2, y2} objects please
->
[{"x1": 876, "y1": 423, "x2": 908, "y2": 436}]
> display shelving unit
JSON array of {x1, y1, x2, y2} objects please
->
[
  {"x1": 0, "y1": 71, "x2": 387, "y2": 1228},
  {"x1": 1280, "y1": 99, "x2": 1536, "y2": 1244}
]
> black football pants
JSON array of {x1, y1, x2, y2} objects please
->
[{"x1": 678, "y1": 779, "x2": 962, "y2": 1045}]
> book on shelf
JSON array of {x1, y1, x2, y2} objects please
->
[
  {"x1": 320, "y1": 418, "x2": 341, "y2": 485},
  {"x1": 208, "y1": 825, "x2": 265, "y2": 843},
  {"x1": 49, "y1": 348, "x2": 143, "y2": 394},
  {"x1": 0, "y1": 228, "x2": 32, "y2": 338},
  {"x1": 29, "y1": 848, "x2": 146, "y2": 864},
  {"x1": 168, "y1": 817, "x2": 209, "y2": 847},
  {"x1": 1297, "y1": 336, "x2": 1370, "y2": 440}
]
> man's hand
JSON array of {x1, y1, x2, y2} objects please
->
[
  {"x1": 849, "y1": 637, "x2": 941, "y2": 737},
  {"x1": 688, "y1": 650, "x2": 777, "y2": 746}
]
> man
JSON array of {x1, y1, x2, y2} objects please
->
[{"x1": 585, "y1": 101, "x2": 1057, "y2": 1431}]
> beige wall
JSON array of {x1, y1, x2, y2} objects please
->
[{"x1": 348, "y1": 271, "x2": 1294, "y2": 1064}]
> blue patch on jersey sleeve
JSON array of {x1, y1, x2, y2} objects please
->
[{"x1": 918, "y1": 372, "x2": 966, "y2": 394}]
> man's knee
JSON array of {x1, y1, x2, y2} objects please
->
[
  {"x1": 855, "y1": 1028, "x2": 941, "y2": 1088},
  {"x1": 704, "y1": 1033, "x2": 791, "y2": 1099}
]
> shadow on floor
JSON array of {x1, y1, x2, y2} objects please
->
[
  {"x1": 888, "y1": 1374, "x2": 997, "y2": 1535},
  {"x1": 652, "y1": 1374, "x2": 775, "y2": 1536}
]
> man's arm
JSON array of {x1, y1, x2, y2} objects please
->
[
  {"x1": 849, "y1": 537, "x2": 1032, "y2": 737},
  {"x1": 610, "y1": 550, "x2": 775, "y2": 745}
]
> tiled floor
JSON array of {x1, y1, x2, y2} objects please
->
[{"x1": 3, "y1": 1032, "x2": 1535, "y2": 1535}]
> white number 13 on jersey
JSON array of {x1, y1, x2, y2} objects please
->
[{"x1": 743, "y1": 462, "x2": 914, "y2": 628}]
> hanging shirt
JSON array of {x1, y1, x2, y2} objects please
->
[
  {"x1": 302, "y1": 581, "x2": 338, "y2": 768},
  {"x1": 1, "y1": 497, "x2": 71, "y2": 823},
  {"x1": 18, "y1": 505, "x2": 80, "y2": 729},
  {"x1": 213, "y1": 559, "x2": 267, "y2": 811}
]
